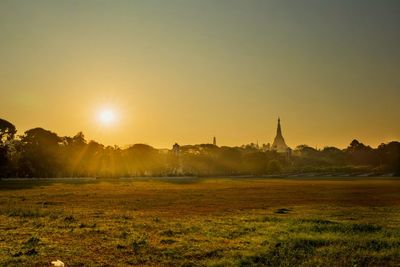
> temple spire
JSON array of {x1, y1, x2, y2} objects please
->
[
  {"x1": 276, "y1": 117, "x2": 282, "y2": 137},
  {"x1": 271, "y1": 117, "x2": 288, "y2": 153}
]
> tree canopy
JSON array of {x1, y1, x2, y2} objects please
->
[{"x1": 0, "y1": 118, "x2": 399, "y2": 178}]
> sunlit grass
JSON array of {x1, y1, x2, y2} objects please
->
[{"x1": 0, "y1": 178, "x2": 399, "y2": 266}]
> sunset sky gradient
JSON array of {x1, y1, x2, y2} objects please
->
[{"x1": 1, "y1": 0, "x2": 399, "y2": 148}]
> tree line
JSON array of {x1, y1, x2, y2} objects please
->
[{"x1": 0, "y1": 118, "x2": 399, "y2": 178}]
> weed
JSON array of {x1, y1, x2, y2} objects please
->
[
  {"x1": 119, "y1": 230, "x2": 129, "y2": 239},
  {"x1": 64, "y1": 215, "x2": 76, "y2": 223},
  {"x1": 24, "y1": 248, "x2": 38, "y2": 256},
  {"x1": 240, "y1": 237, "x2": 331, "y2": 266},
  {"x1": 24, "y1": 236, "x2": 40, "y2": 248},
  {"x1": 160, "y1": 239, "x2": 176, "y2": 245},
  {"x1": 131, "y1": 236, "x2": 148, "y2": 254},
  {"x1": 350, "y1": 223, "x2": 382, "y2": 233},
  {"x1": 7, "y1": 208, "x2": 45, "y2": 218},
  {"x1": 225, "y1": 226, "x2": 256, "y2": 239},
  {"x1": 11, "y1": 252, "x2": 23, "y2": 258},
  {"x1": 116, "y1": 244, "x2": 126, "y2": 250},
  {"x1": 160, "y1": 229, "x2": 180, "y2": 237}
]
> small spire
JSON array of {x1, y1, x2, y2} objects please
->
[{"x1": 276, "y1": 117, "x2": 282, "y2": 136}]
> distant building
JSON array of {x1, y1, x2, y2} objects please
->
[
  {"x1": 172, "y1": 143, "x2": 180, "y2": 155},
  {"x1": 213, "y1": 136, "x2": 217, "y2": 146},
  {"x1": 271, "y1": 117, "x2": 289, "y2": 153}
]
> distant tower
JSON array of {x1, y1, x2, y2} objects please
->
[
  {"x1": 213, "y1": 136, "x2": 217, "y2": 146},
  {"x1": 271, "y1": 117, "x2": 289, "y2": 153},
  {"x1": 172, "y1": 143, "x2": 180, "y2": 155}
]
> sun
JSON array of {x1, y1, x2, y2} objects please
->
[{"x1": 98, "y1": 109, "x2": 117, "y2": 125}]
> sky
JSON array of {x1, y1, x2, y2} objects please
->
[{"x1": 0, "y1": 0, "x2": 399, "y2": 149}]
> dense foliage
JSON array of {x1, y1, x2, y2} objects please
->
[{"x1": 0, "y1": 118, "x2": 399, "y2": 177}]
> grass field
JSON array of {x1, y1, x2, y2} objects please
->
[{"x1": 0, "y1": 177, "x2": 399, "y2": 267}]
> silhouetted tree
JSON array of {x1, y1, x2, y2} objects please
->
[
  {"x1": 0, "y1": 117, "x2": 399, "y2": 178},
  {"x1": 0, "y1": 118, "x2": 16, "y2": 145},
  {"x1": 268, "y1": 159, "x2": 282, "y2": 173},
  {"x1": 321, "y1": 147, "x2": 346, "y2": 165},
  {"x1": 377, "y1": 142, "x2": 400, "y2": 174},
  {"x1": 0, "y1": 119, "x2": 17, "y2": 177},
  {"x1": 19, "y1": 128, "x2": 62, "y2": 177},
  {"x1": 61, "y1": 132, "x2": 88, "y2": 176},
  {"x1": 346, "y1": 139, "x2": 376, "y2": 166}
]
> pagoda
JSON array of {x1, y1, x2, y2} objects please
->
[{"x1": 271, "y1": 117, "x2": 289, "y2": 153}]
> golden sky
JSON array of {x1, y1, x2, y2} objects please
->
[{"x1": 1, "y1": 1, "x2": 399, "y2": 148}]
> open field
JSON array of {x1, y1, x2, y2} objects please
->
[{"x1": 0, "y1": 177, "x2": 400, "y2": 266}]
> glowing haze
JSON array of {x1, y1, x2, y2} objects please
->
[{"x1": 1, "y1": 1, "x2": 399, "y2": 148}]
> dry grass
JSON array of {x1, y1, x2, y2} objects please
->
[{"x1": 0, "y1": 177, "x2": 399, "y2": 266}]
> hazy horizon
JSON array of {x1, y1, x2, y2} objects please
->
[
  {"x1": 2, "y1": 117, "x2": 397, "y2": 150},
  {"x1": 1, "y1": 0, "x2": 399, "y2": 148}
]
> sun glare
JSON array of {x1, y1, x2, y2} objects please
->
[{"x1": 98, "y1": 109, "x2": 117, "y2": 125}]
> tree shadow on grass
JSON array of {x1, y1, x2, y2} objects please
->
[{"x1": 0, "y1": 178, "x2": 98, "y2": 190}]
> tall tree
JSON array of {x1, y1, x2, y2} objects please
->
[
  {"x1": 0, "y1": 119, "x2": 17, "y2": 177},
  {"x1": 0, "y1": 118, "x2": 16, "y2": 145},
  {"x1": 20, "y1": 128, "x2": 62, "y2": 177}
]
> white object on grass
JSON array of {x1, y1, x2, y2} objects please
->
[{"x1": 51, "y1": 260, "x2": 65, "y2": 267}]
